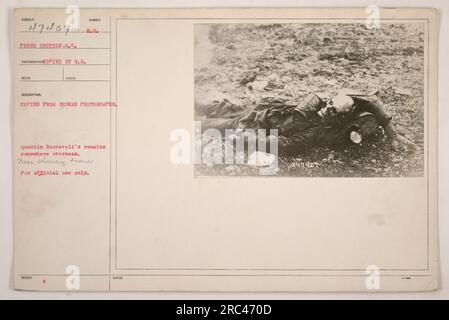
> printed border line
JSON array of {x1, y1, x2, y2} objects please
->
[
  {"x1": 426, "y1": 17, "x2": 430, "y2": 270},
  {"x1": 20, "y1": 274, "x2": 432, "y2": 277},
  {"x1": 112, "y1": 17, "x2": 430, "y2": 274},
  {"x1": 108, "y1": 15, "x2": 112, "y2": 292}
]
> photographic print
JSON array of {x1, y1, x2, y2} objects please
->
[
  {"x1": 194, "y1": 23, "x2": 425, "y2": 177},
  {"x1": 12, "y1": 7, "x2": 439, "y2": 293}
]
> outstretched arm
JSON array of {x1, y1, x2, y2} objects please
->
[
  {"x1": 354, "y1": 98, "x2": 397, "y2": 140},
  {"x1": 354, "y1": 97, "x2": 413, "y2": 149}
]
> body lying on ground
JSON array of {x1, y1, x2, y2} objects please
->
[{"x1": 196, "y1": 92, "x2": 407, "y2": 155}]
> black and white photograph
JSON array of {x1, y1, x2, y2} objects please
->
[
  {"x1": 3, "y1": 3, "x2": 444, "y2": 298},
  {"x1": 194, "y1": 22, "x2": 426, "y2": 177}
]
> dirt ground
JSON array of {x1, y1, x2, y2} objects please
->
[{"x1": 194, "y1": 23, "x2": 425, "y2": 177}]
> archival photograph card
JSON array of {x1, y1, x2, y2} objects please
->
[{"x1": 13, "y1": 7, "x2": 439, "y2": 292}]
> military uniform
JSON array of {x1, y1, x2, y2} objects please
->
[{"x1": 197, "y1": 93, "x2": 396, "y2": 155}]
